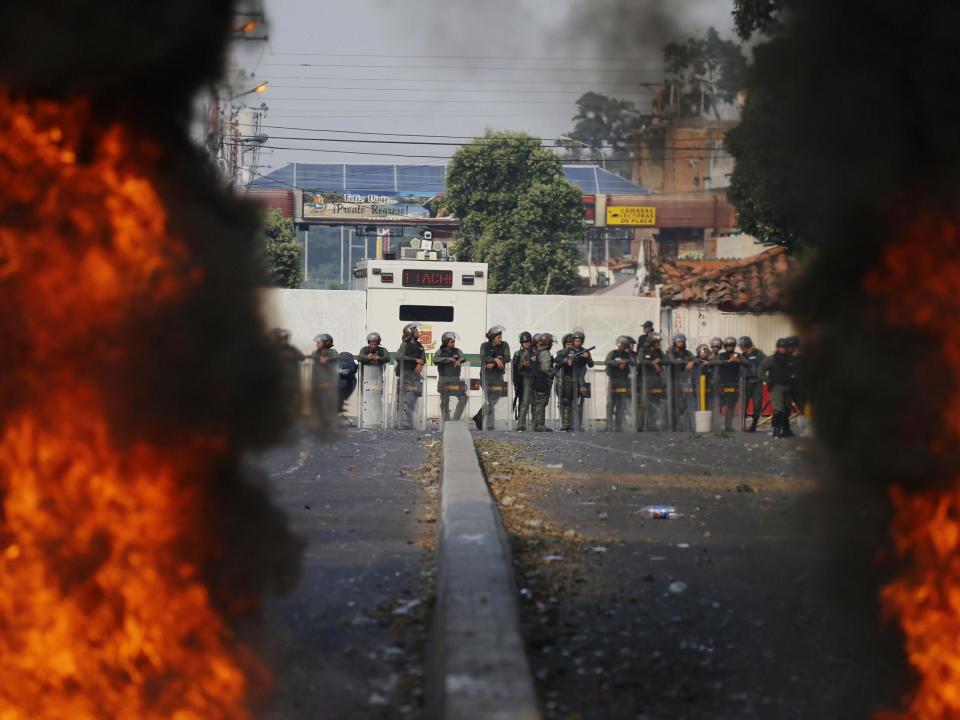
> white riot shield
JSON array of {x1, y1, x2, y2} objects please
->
[
  {"x1": 639, "y1": 362, "x2": 670, "y2": 432},
  {"x1": 438, "y1": 361, "x2": 470, "y2": 427},
  {"x1": 480, "y1": 369, "x2": 512, "y2": 432},
  {"x1": 390, "y1": 363, "x2": 426, "y2": 431},
  {"x1": 358, "y1": 363, "x2": 387, "y2": 429},
  {"x1": 574, "y1": 366, "x2": 598, "y2": 432}
]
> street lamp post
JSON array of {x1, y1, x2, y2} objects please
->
[{"x1": 558, "y1": 135, "x2": 606, "y2": 170}]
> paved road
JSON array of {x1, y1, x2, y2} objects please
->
[
  {"x1": 254, "y1": 426, "x2": 438, "y2": 720},
  {"x1": 473, "y1": 429, "x2": 906, "y2": 720}
]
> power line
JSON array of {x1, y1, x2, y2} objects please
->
[
  {"x1": 256, "y1": 73, "x2": 664, "y2": 88},
  {"x1": 261, "y1": 96, "x2": 609, "y2": 104},
  {"x1": 254, "y1": 62, "x2": 663, "y2": 73},
  {"x1": 268, "y1": 50, "x2": 666, "y2": 62},
  {"x1": 265, "y1": 83, "x2": 655, "y2": 95}
]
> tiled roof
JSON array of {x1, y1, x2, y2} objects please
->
[{"x1": 658, "y1": 247, "x2": 799, "y2": 312}]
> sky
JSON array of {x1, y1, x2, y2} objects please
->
[{"x1": 228, "y1": 0, "x2": 738, "y2": 175}]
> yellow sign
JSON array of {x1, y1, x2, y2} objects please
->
[{"x1": 606, "y1": 205, "x2": 657, "y2": 226}]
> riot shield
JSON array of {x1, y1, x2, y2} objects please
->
[
  {"x1": 480, "y1": 369, "x2": 512, "y2": 431},
  {"x1": 358, "y1": 363, "x2": 388, "y2": 429},
  {"x1": 670, "y1": 361, "x2": 696, "y2": 432},
  {"x1": 574, "y1": 367, "x2": 597, "y2": 432},
  {"x1": 307, "y1": 355, "x2": 338, "y2": 433},
  {"x1": 639, "y1": 362, "x2": 670, "y2": 432},
  {"x1": 391, "y1": 363, "x2": 426, "y2": 431},
  {"x1": 438, "y1": 361, "x2": 470, "y2": 428},
  {"x1": 604, "y1": 366, "x2": 635, "y2": 433},
  {"x1": 711, "y1": 363, "x2": 746, "y2": 433}
]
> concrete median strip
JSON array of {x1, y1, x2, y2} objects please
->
[{"x1": 426, "y1": 420, "x2": 541, "y2": 720}]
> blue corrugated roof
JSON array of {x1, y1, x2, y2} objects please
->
[{"x1": 249, "y1": 163, "x2": 648, "y2": 195}]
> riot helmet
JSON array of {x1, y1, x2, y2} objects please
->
[
  {"x1": 739, "y1": 336, "x2": 753, "y2": 349},
  {"x1": 486, "y1": 325, "x2": 505, "y2": 339},
  {"x1": 519, "y1": 331, "x2": 532, "y2": 344},
  {"x1": 785, "y1": 335, "x2": 799, "y2": 348},
  {"x1": 572, "y1": 327, "x2": 586, "y2": 342},
  {"x1": 366, "y1": 332, "x2": 381, "y2": 345},
  {"x1": 314, "y1": 333, "x2": 333, "y2": 348},
  {"x1": 441, "y1": 331, "x2": 458, "y2": 345},
  {"x1": 673, "y1": 333, "x2": 687, "y2": 345},
  {"x1": 723, "y1": 336, "x2": 737, "y2": 349},
  {"x1": 775, "y1": 338, "x2": 787, "y2": 349},
  {"x1": 624, "y1": 336, "x2": 637, "y2": 348},
  {"x1": 710, "y1": 337, "x2": 723, "y2": 349},
  {"x1": 272, "y1": 327, "x2": 291, "y2": 342},
  {"x1": 539, "y1": 332, "x2": 554, "y2": 347},
  {"x1": 562, "y1": 333, "x2": 574, "y2": 346},
  {"x1": 616, "y1": 335, "x2": 631, "y2": 348},
  {"x1": 402, "y1": 322, "x2": 421, "y2": 339},
  {"x1": 650, "y1": 332, "x2": 662, "y2": 344},
  {"x1": 531, "y1": 333, "x2": 541, "y2": 345}
]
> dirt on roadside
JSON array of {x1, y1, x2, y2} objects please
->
[{"x1": 473, "y1": 437, "x2": 906, "y2": 720}]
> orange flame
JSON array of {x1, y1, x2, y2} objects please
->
[
  {"x1": 0, "y1": 93, "x2": 264, "y2": 717},
  {"x1": 865, "y1": 212, "x2": 960, "y2": 719}
]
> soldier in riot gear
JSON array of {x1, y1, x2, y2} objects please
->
[
  {"x1": 358, "y1": 332, "x2": 390, "y2": 367},
  {"x1": 435, "y1": 331, "x2": 468, "y2": 421},
  {"x1": 763, "y1": 338, "x2": 795, "y2": 438},
  {"x1": 666, "y1": 333, "x2": 696, "y2": 431},
  {"x1": 709, "y1": 337, "x2": 723, "y2": 358},
  {"x1": 638, "y1": 320, "x2": 655, "y2": 353},
  {"x1": 553, "y1": 334, "x2": 578, "y2": 431},
  {"x1": 571, "y1": 329, "x2": 594, "y2": 429},
  {"x1": 639, "y1": 332, "x2": 668, "y2": 430},
  {"x1": 738, "y1": 336, "x2": 766, "y2": 432},
  {"x1": 309, "y1": 333, "x2": 339, "y2": 429},
  {"x1": 531, "y1": 333, "x2": 555, "y2": 432},
  {"x1": 712, "y1": 337, "x2": 743, "y2": 432},
  {"x1": 473, "y1": 325, "x2": 511, "y2": 430},
  {"x1": 784, "y1": 335, "x2": 806, "y2": 427},
  {"x1": 513, "y1": 331, "x2": 534, "y2": 430},
  {"x1": 605, "y1": 336, "x2": 635, "y2": 432},
  {"x1": 395, "y1": 322, "x2": 426, "y2": 429}
]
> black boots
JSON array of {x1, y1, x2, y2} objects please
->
[
  {"x1": 472, "y1": 410, "x2": 483, "y2": 430},
  {"x1": 772, "y1": 412, "x2": 795, "y2": 438},
  {"x1": 748, "y1": 415, "x2": 759, "y2": 433}
]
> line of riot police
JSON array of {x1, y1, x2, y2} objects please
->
[{"x1": 270, "y1": 323, "x2": 805, "y2": 436}]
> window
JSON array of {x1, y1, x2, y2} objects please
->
[{"x1": 399, "y1": 305, "x2": 454, "y2": 322}]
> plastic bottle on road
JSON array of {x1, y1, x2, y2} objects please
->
[{"x1": 640, "y1": 505, "x2": 678, "y2": 519}]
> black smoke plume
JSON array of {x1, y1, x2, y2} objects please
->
[{"x1": 0, "y1": 0, "x2": 302, "y2": 639}]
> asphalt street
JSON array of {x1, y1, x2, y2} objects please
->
[
  {"x1": 473, "y1": 429, "x2": 906, "y2": 720},
  {"x1": 253, "y1": 426, "x2": 439, "y2": 720}
]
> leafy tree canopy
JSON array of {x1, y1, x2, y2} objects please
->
[
  {"x1": 733, "y1": 0, "x2": 785, "y2": 40},
  {"x1": 445, "y1": 131, "x2": 584, "y2": 295},
  {"x1": 662, "y1": 27, "x2": 748, "y2": 119},
  {"x1": 260, "y1": 209, "x2": 303, "y2": 288}
]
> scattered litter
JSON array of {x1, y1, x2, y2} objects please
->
[
  {"x1": 369, "y1": 693, "x2": 388, "y2": 706},
  {"x1": 526, "y1": 519, "x2": 542, "y2": 528},
  {"x1": 676, "y1": 543, "x2": 691, "y2": 549},
  {"x1": 392, "y1": 598, "x2": 422, "y2": 616},
  {"x1": 543, "y1": 555, "x2": 564, "y2": 563},
  {"x1": 591, "y1": 546, "x2": 608, "y2": 553},
  {"x1": 402, "y1": 508, "x2": 410, "y2": 514},
  {"x1": 640, "y1": 505, "x2": 678, "y2": 519},
  {"x1": 597, "y1": 512, "x2": 609, "y2": 520},
  {"x1": 563, "y1": 529, "x2": 578, "y2": 538},
  {"x1": 545, "y1": 463, "x2": 564, "y2": 469},
  {"x1": 501, "y1": 495, "x2": 515, "y2": 507},
  {"x1": 491, "y1": 461, "x2": 500, "y2": 467},
  {"x1": 736, "y1": 483, "x2": 756, "y2": 493},
  {"x1": 649, "y1": 555, "x2": 666, "y2": 562},
  {"x1": 669, "y1": 581, "x2": 688, "y2": 594}
]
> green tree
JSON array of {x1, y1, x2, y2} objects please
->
[
  {"x1": 446, "y1": 131, "x2": 584, "y2": 295},
  {"x1": 564, "y1": 92, "x2": 647, "y2": 178},
  {"x1": 732, "y1": 0, "x2": 785, "y2": 40},
  {"x1": 662, "y1": 27, "x2": 748, "y2": 119},
  {"x1": 260, "y1": 209, "x2": 303, "y2": 288}
]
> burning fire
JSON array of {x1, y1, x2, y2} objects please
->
[
  {"x1": 865, "y1": 213, "x2": 960, "y2": 719},
  {"x1": 0, "y1": 93, "x2": 265, "y2": 718}
]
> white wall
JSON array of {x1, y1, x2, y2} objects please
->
[
  {"x1": 262, "y1": 288, "x2": 367, "y2": 354},
  {"x1": 665, "y1": 306, "x2": 796, "y2": 354},
  {"x1": 715, "y1": 233, "x2": 773, "y2": 260}
]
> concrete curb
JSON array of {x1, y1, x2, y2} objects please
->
[{"x1": 425, "y1": 420, "x2": 541, "y2": 720}]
